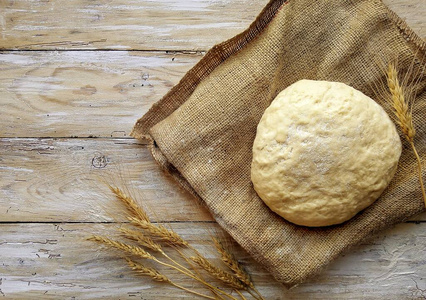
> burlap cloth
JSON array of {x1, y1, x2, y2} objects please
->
[{"x1": 131, "y1": 0, "x2": 426, "y2": 287}]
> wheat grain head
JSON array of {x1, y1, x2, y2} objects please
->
[
  {"x1": 119, "y1": 227, "x2": 162, "y2": 252},
  {"x1": 108, "y1": 185, "x2": 150, "y2": 222},
  {"x1": 212, "y1": 237, "x2": 253, "y2": 289},
  {"x1": 386, "y1": 62, "x2": 426, "y2": 207},
  {"x1": 88, "y1": 235, "x2": 155, "y2": 260},
  {"x1": 191, "y1": 255, "x2": 245, "y2": 290},
  {"x1": 125, "y1": 258, "x2": 170, "y2": 283},
  {"x1": 386, "y1": 63, "x2": 416, "y2": 142},
  {"x1": 128, "y1": 217, "x2": 189, "y2": 247}
]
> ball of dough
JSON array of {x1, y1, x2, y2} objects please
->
[{"x1": 251, "y1": 80, "x2": 401, "y2": 227}]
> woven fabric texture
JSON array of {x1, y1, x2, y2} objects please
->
[{"x1": 131, "y1": 0, "x2": 426, "y2": 287}]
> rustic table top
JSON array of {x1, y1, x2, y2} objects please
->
[{"x1": 0, "y1": 0, "x2": 425, "y2": 299}]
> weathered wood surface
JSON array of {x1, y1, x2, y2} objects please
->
[
  {"x1": 0, "y1": 0, "x2": 425, "y2": 299},
  {"x1": 0, "y1": 51, "x2": 201, "y2": 138},
  {"x1": 1, "y1": 137, "x2": 426, "y2": 223},
  {"x1": 0, "y1": 0, "x2": 424, "y2": 51},
  {"x1": 0, "y1": 0, "x2": 268, "y2": 51},
  {"x1": 0, "y1": 138, "x2": 212, "y2": 222},
  {"x1": 1, "y1": 222, "x2": 426, "y2": 299}
]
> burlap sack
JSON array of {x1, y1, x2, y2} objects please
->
[{"x1": 131, "y1": 0, "x2": 426, "y2": 287}]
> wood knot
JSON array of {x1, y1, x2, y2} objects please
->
[{"x1": 91, "y1": 152, "x2": 108, "y2": 168}]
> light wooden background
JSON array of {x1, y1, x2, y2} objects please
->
[{"x1": 0, "y1": 0, "x2": 425, "y2": 299}]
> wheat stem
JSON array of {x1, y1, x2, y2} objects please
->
[
  {"x1": 251, "y1": 288, "x2": 265, "y2": 300},
  {"x1": 174, "y1": 247, "x2": 227, "y2": 300},
  {"x1": 126, "y1": 258, "x2": 215, "y2": 300},
  {"x1": 235, "y1": 289, "x2": 247, "y2": 300},
  {"x1": 156, "y1": 259, "x2": 237, "y2": 300},
  {"x1": 89, "y1": 235, "x2": 234, "y2": 299},
  {"x1": 170, "y1": 282, "x2": 216, "y2": 300},
  {"x1": 248, "y1": 289, "x2": 261, "y2": 300},
  {"x1": 410, "y1": 141, "x2": 426, "y2": 206},
  {"x1": 161, "y1": 251, "x2": 196, "y2": 277},
  {"x1": 105, "y1": 186, "x2": 258, "y2": 299}
]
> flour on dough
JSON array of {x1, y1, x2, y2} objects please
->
[{"x1": 251, "y1": 80, "x2": 401, "y2": 227}]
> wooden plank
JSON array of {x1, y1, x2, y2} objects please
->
[
  {"x1": 1, "y1": 137, "x2": 425, "y2": 223},
  {"x1": 385, "y1": 0, "x2": 425, "y2": 38},
  {"x1": 1, "y1": 222, "x2": 426, "y2": 299},
  {"x1": 0, "y1": 0, "x2": 268, "y2": 51},
  {"x1": 0, "y1": 138, "x2": 212, "y2": 222},
  {"x1": 0, "y1": 50, "x2": 201, "y2": 138},
  {"x1": 0, "y1": 0, "x2": 424, "y2": 51}
]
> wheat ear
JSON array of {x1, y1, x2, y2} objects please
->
[
  {"x1": 120, "y1": 226, "x2": 199, "y2": 280},
  {"x1": 212, "y1": 237, "x2": 253, "y2": 288},
  {"x1": 88, "y1": 235, "x2": 155, "y2": 259},
  {"x1": 386, "y1": 63, "x2": 426, "y2": 206},
  {"x1": 386, "y1": 64, "x2": 415, "y2": 141},
  {"x1": 191, "y1": 255, "x2": 245, "y2": 290},
  {"x1": 89, "y1": 235, "x2": 236, "y2": 299},
  {"x1": 119, "y1": 227, "x2": 162, "y2": 252},
  {"x1": 107, "y1": 187, "x2": 242, "y2": 299},
  {"x1": 108, "y1": 185, "x2": 150, "y2": 222},
  {"x1": 212, "y1": 238, "x2": 264, "y2": 300},
  {"x1": 125, "y1": 257, "x2": 169, "y2": 282},
  {"x1": 128, "y1": 217, "x2": 189, "y2": 247},
  {"x1": 125, "y1": 258, "x2": 216, "y2": 300}
]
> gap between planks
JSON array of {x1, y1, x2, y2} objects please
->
[{"x1": 0, "y1": 220, "x2": 216, "y2": 224}]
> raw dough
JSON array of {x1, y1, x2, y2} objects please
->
[{"x1": 251, "y1": 80, "x2": 401, "y2": 227}]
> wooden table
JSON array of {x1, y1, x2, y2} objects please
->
[{"x1": 0, "y1": 1, "x2": 425, "y2": 299}]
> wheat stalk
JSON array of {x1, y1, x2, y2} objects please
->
[
  {"x1": 89, "y1": 235, "x2": 239, "y2": 299},
  {"x1": 125, "y1": 258, "x2": 216, "y2": 300},
  {"x1": 212, "y1": 238, "x2": 264, "y2": 300},
  {"x1": 109, "y1": 188, "x2": 245, "y2": 299},
  {"x1": 191, "y1": 254, "x2": 245, "y2": 290},
  {"x1": 120, "y1": 226, "x2": 199, "y2": 281},
  {"x1": 90, "y1": 184, "x2": 264, "y2": 299},
  {"x1": 386, "y1": 63, "x2": 426, "y2": 206},
  {"x1": 110, "y1": 185, "x2": 188, "y2": 247}
]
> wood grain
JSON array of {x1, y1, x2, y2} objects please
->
[
  {"x1": 1, "y1": 137, "x2": 425, "y2": 223},
  {"x1": 0, "y1": 0, "x2": 268, "y2": 51},
  {"x1": 0, "y1": 0, "x2": 423, "y2": 51},
  {"x1": 0, "y1": 1, "x2": 425, "y2": 299},
  {"x1": 0, "y1": 138, "x2": 212, "y2": 222},
  {"x1": 0, "y1": 51, "x2": 201, "y2": 138},
  {"x1": 1, "y1": 222, "x2": 426, "y2": 299}
]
